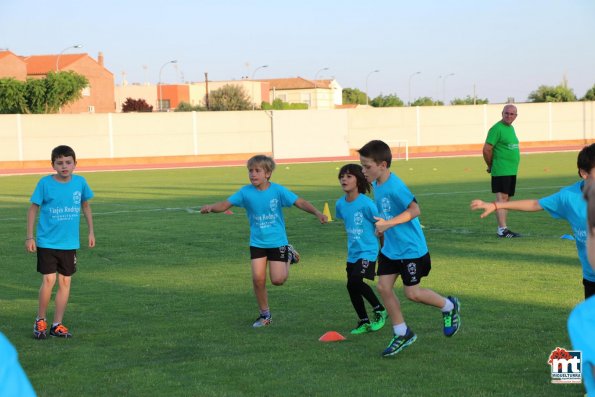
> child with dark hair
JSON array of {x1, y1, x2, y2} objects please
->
[
  {"x1": 335, "y1": 164, "x2": 387, "y2": 334},
  {"x1": 472, "y1": 143, "x2": 595, "y2": 299}
]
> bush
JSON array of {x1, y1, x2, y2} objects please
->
[{"x1": 122, "y1": 97, "x2": 153, "y2": 112}]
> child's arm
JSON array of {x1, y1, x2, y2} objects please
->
[
  {"x1": 82, "y1": 201, "x2": 95, "y2": 248},
  {"x1": 374, "y1": 200, "x2": 421, "y2": 234},
  {"x1": 294, "y1": 198, "x2": 328, "y2": 223},
  {"x1": 583, "y1": 179, "x2": 595, "y2": 266},
  {"x1": 25, "y1": 204, "x2": 39, "y2": 252},
  {"x1": 470, "y1": 199, "x2": 542, "y2": 218},
  {"x1": 200, "y1": 200, "x2": 233, "y2": 214}
]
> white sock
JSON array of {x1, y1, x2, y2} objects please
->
[
  {"x1": 441, "y1": 298, "x2": 454, "y2": 313},
  {"x1": 393, "y1": 323, "x2": 408, "y2": 336},
  {"x1": 498, "y1": 226, "x2": 507, "y2": 234}
]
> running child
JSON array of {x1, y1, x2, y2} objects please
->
[
  {"x1": 358, "y1": 140, "x2": 461, "y2": 357},
  {"x1": 26, "y1": 145, "x2": 95, "y2": 339},
  {"x1": 200, "y1": 155, "x2": 327, "y2": 327},
  {"x1": 335, "y1": 164, "x2": 387, "y2": 335}
]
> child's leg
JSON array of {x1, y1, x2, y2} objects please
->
[
  {"x1": 346, "y1": 276, "x2": 370, "y2": 321},
  {"x1": 38, "y1": 273, "x2": 56, "y2": 319},
  {"x1": 377, "y1": 274, "x2": 404, "y2": 325},
  {"x1": 251, "y1": 257, "x2": 269, "y2": 310},
  {"x1": 53, "y1": 274, "x2": 72, "y2": 324},
  {"x1": 268, "y1": 260, "x2": 289, "y2": 286},
  {"x1": 403, "y1": 284, "x2": 448, "y2": 308}
]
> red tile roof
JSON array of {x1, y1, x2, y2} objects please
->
[
  {"x1": 259, "y1": 77, "x2": 332, "y2": 90},
  {"x1": 21, "y1": 54, "x2": 86, "y2": 75}
]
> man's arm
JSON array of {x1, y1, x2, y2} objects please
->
[{"x1": 482, "y1": 143, "x2": 493, "y2": 173}]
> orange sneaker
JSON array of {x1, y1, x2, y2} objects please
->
[
  {"x1": 34, "y1": 318, "x2": 48, "y2": 339},
  {"x1": 50, "y1": 323, "x2": 72, "y2": 338}
]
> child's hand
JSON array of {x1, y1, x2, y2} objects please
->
[
  {"x1": 374, "y1": 216, "x2": 390, "y2": 234},
  {"x1": 89, "y1": 232, "x2": 96, "y2": 248},
  {"x1": 317, "y1": 212, "x2": 328, "y2": 224},
  {"x1": 25, "y1": 238, "x2": 36, "y2": 253},
  {"x1": 470, "y1": 199, "x2": 496, "y2": 218},
  {"x1": 200, "y1": 205, "x2": 212, "y2": 214}
]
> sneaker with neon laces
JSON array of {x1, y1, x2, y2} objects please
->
[
  {"x1": 382, "y1": 328, "x2": 417, "y2": 357},
  {"x1": 49, "y1": 323, "x2": 72, "y2": 338},
  {"x1": 442, "y1": 296, "x2": 461, "y2": 337},
  {"x1": 350, "y1": 320, "x2": 371, "y2": 335},
  {"x1": 370, "y1": 309, "x2": 388, "y2": 332},
  {"x1": 34, "y1": 318, "x2": 48, "y2": 340},
  {"x1": 498, "y1": 228, "x2": 520, "y2": 238},
  {"x1": 252, "y1": 315, "x2": 272, "y2": 328},
  {"x1": 287, "y1": 244, "x2": 300, "y2": 265}
]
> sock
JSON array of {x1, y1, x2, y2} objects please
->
[
  {"x1": 498, "y1": 226, "x2": 507, "y2": 235},
  {"x1": 52, "y1": 322, "x2": 60, "y2": 327},
  {"x1": 393, "y1": 323, "x2": 408, "y2": 336},
  {"x1": 373, "y1": 304, "x2": 385, "y2": 312},
  {"x1": 259, "y1": 309, "x2": 270, "y2": 318},
  {"x1": 441, "y1": 298, "x2": 454, "y2": 313}
]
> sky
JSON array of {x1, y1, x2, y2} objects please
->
[{"x1": 1, "y1": 0, "x2": 594, "y2": 104}]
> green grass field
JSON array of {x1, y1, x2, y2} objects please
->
[{"x1": 0, "y1": 152, "x2": 587, "y2": 396}]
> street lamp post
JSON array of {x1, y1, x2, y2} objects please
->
[
  {"x1": 251, "y1": 64, "x2": 268, "y2": 110},
  {"x1": 56, "y1": 44, "x2": 82, "y2": 71},
  {"x1": 442, "y1": 73, "x2": 455, "y2": 104},
  {"x1": 158, "y1": 60, "x2": 177, "y2": 112},
  {"x1": 408, "y1": 71, "x2": 421, "y2": 106},
  {"x1": 313, "y1": 67, "x2": 329, "y2": 109},
  {"x1": 365, "y1": 70, "x2": 380, "y2": 106}
]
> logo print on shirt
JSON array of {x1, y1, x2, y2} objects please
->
[
  {"x1": 73, "y1": 191, "x2": 82, "y2": 205},
  {"x1": 381, "y1": 197, "x2": 391, "y2": 216},
  {"x1": 270, "y1": 198, "x2": 279, "y2": 213},
  {"x1": 354, "y1": 211, "x2": 363, "y2": 226}
]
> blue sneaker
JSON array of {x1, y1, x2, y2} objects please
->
[
  {"x1": 252, "y1": 315, "x2": 272, "y2": 328},
  {"x1": 442, "y1": 296, "x2": 461, "y2": 337},
  {"x1": 287, "y1": 244, "x2": 300, "y2": 265},
  {"x1": 382, "y1": 328, "x2": 417, "y2": 357}
]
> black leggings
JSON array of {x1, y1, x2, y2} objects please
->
[{"x1": 347, "y1": 275, "x2": 382, "y2": 321}]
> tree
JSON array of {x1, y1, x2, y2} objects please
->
[
  {"x1": 528, "y1": 84, "x2": 576, "y2": 102},
  {"x1": 122, "y1": 97, "x2": 153, "y2": 112},
  {"x1": 370, "y1": 94, "x2": 404, "y2": 107},
  {"x1": 174, "y1": 101, "x2": 204, "y2": 112},
  {"x1": 342, "y1": 88, "x2": 367, "y2": 105},
  {"x1": 0, "y1": 71, "x2": 88, "y2": 114},
  {"x1": 261, "y1": 98, "x2": 308, "y2": 110},
  {"x1": 208, "y1": 84, "x2": 252, "y2": 111},
  {"x1": 0, "y1": 78, "x2": 28, "y2": 113},
  {"x1": 411, "y1": 97, "x2": 443, "y2": 106},
  {"x1": 451, "y1": 96, "x2": 489, "y2": 105},
  {"x1": 581, "y1": 84, "x2": 595, "y2": 101}
]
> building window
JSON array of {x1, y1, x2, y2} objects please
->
[{"x1": 82, "y1": 86, "x2": 91, "y2": 97}]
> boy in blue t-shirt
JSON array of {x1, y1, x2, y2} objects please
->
[
  {"x1": 471, "y1": 143, "x2": 595, "y2": 299},
  {"x1": 200, "y1": 155, "x2": 327, "y2": 327},
  {"x1": 335, "y1": 164, "x2": 387, "y2": 335},
  {"x1": 26, "y1": 145, "x2": 95, "y2": 339},
  {"x1": 358, "y1": 140, "x2": 461, "y2": 357}
]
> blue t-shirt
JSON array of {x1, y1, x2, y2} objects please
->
[
  {"x1": 538, "y1": 180, "x2": 595, "y2": 282},
  {"x1": 335, "y1": 193, "x2": 379, "y2": 263},
  {"x1": 0, "y1": 332, "x2": 37, "y2": 397},
  {"x1": 228, "y1": 182, "x2": 298, "y2": 248},
  {"x1": 568, "y1": 296, "x2": 595, "y2": 396},
  {"x1": 372, "y1": 173, "x2": 428, "y2": 259},
  {"x1": 30, "y1": 175, "x2": 94, "y2": 250}
]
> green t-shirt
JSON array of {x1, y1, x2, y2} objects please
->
[{"x1": 485, "y1": 120, "x2": 520, "y2": 176}]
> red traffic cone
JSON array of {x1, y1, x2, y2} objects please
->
[
  {"x1": 319, "y1": 331, "x2": 346, "y2": 342},
  {"x1": 224, "y1": 210, "x2": 233, "y2": 215}
]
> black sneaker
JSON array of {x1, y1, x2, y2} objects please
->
[
  {"x1": 49, "y1": 323, "x2": 72, "y2": 338},
  {"x1": 498, "y1": 228, "x2": 520, "y2": 238},
  {"x1": 382, "y1": 328, "x2": 417, "y2": 357}
]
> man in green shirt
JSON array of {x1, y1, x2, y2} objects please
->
[{"x1": 482, "y1": 104, "x2": 521, "y2": 238}]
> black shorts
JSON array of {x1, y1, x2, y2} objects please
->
[
  {"x1": 37, "y1": 248, "x2": 77, "y2": 276},
  {"x1": 491, "y1": 175, "x2": 517, "y2": 196},
  {"x1": 346, "y1": 259, "x2": 377, "y2": 281},
  {"x1": 250, "y1": 246, "x2": 290, "y2": 262},
  {"x1": 584, "y1": 278, "x2": 595, "y2": 299},
  {"x1": 377, "y1": 252, "x2": 431, "y2": 286}
]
